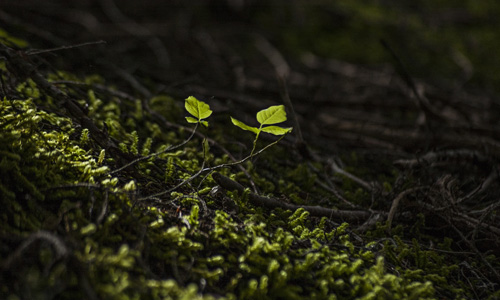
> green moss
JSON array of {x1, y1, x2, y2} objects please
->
[
  {"x1": 0, "y1": 28, "x2": 28, "y2": 48},
  {"x1": 0, "y1": 87, "x2": 448, "y2": 299}
]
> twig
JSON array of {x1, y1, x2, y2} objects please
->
[
  {"x1": 277, "y1": 76, "x2": 303, "y2": 143},
  {"x1": 386, "y1": 187, "x2": 424, "y2": 234},
  {"x1": 321, "y1": 116, "x2": 500, "y2": 159},
  {"x1": 2, "y1": 230, "x2": 68, "y2": 270},
  {"x1": 301, "y1": 52, "x2": 394, "y2": 87},
  {"x1": 306, "y1": 162, "x2": 360, "y2": 209},
  {"x1": 314, "y1": 178, "x2": 359, "y2": 209},
  {"x1": 393, "y1": 149, "x2": 489, "y2": 169},
  {"x1": 276, "y1": 75, "x2": 319, "y2": 161},
  {"x1": 96, "y1": 190, "x2": 110, "y2": 225},
  {"x1": 255, "y1": 34, "x2": 290, "y2": 78},
  {"x1": 212, "y1": 172, "x2": 382, "y2": 223},
  {"x1": 448, "y1": 223, "x2": 500, "y2": 285},
  {"x1": 418, "y1": 200, "x2": 500, "y2": 236},
  {"x1": 458, "y1": 169, "x2": 497, "y2": 204},
  {"x1": 329, "y1": 158, "x2": 373, "y2": 192},
  {"x1": 380, "y1": 39, "x2": 445, "y2": 123},
  {"x1": 100, "y1": 0, "x2": 169, "y2": 67},
  {"x1": 25, "y1": 40, "x2": 106, "y2": 56}
]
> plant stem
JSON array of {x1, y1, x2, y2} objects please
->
[{"x1": 249, "y1": 131, "x2": 261, "y2": 157}]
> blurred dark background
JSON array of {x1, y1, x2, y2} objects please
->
[
  {"x1": 3, "y1": 0, "x2": 500, "y2": 90},
  {"x1": 2, "y1": 0, "x2": 500, "y2": 156}
]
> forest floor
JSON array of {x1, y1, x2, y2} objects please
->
[{"x1": 1, "y1": 1, "x2": 500, "y2": 299}]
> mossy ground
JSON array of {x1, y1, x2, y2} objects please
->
[
  {"x1": 1, "y1": 1, "x2": 500, "y2": 299},
  {"x1": 0, "y1": 63, "x2": 480, "y2": 300}
]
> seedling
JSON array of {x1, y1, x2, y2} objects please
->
[
  {"x1": 113, "y1": 97, "x2": 291, "y2": 179},
  {"x1": 185, "y1": 96, "x2": 212, "y2": 127},
  {"x1": 231, "y1": 105, "x2": 292, "y2": 156}
]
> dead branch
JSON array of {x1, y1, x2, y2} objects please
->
[
  {"x1": 387, "y1": 187, "x2": 424, "y2": 234},
  {"x1": 212, "y1": 172, "x2": 382, "y2": 223},
  {"x1": 2, "y1": 230, "x2": 68, "y2": 270}
]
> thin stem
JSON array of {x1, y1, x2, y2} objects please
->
[
  {"x1": 249, "y1": 130, "x2": 261, "y2": 157},
  {"x1": 139, "y1": 133, "x2": 289, "y2": 200},
  {"x1": 203, "y1": 134, "x2": 287, "y2": 172},
  {"x1": 25, "y1": 40, "x2": 107, "y2": 56}
]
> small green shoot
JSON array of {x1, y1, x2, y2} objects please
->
[
  {"x1": 185, "y1": 96, "x2": 212, "y2": 127},
  {"x1": 202, "y1": 138, "x2": 210, "y2": 161},
  {"x1": 231, "y1": 105, "x2": 292, "y2": 156}
]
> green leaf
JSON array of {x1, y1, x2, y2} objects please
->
[
  {"x1": 185, "y1": 96, "x2": 213, "y2": 120},
  {"x1": 230, "y1": 117, "x2": 259, "y2": 134},
  {"x1": 185, "y1": 116, "x2": 198, "y2": 124},
  {"x1": 261, "y1": 125, "x2": 292, "y2": 135},
  {"x1": 256, "y1": 105, "x2": 287, "y2": 125}
]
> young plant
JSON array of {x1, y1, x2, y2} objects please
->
[
  {"x1": 136, "y1": 97, "x2": 292, "y2": 199},
  {"x1": 185, "y1": 96, "x2": 212, "y2": 127},
  {"x1": 110, "y1": 96, "x2": 212, "y2": 175},
  {"x1": 185, "y1": 96, "x2": 212, "y2": 163},
  {"x1": 231, "y1": 105, "x2": 292, "y2": 156}
]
